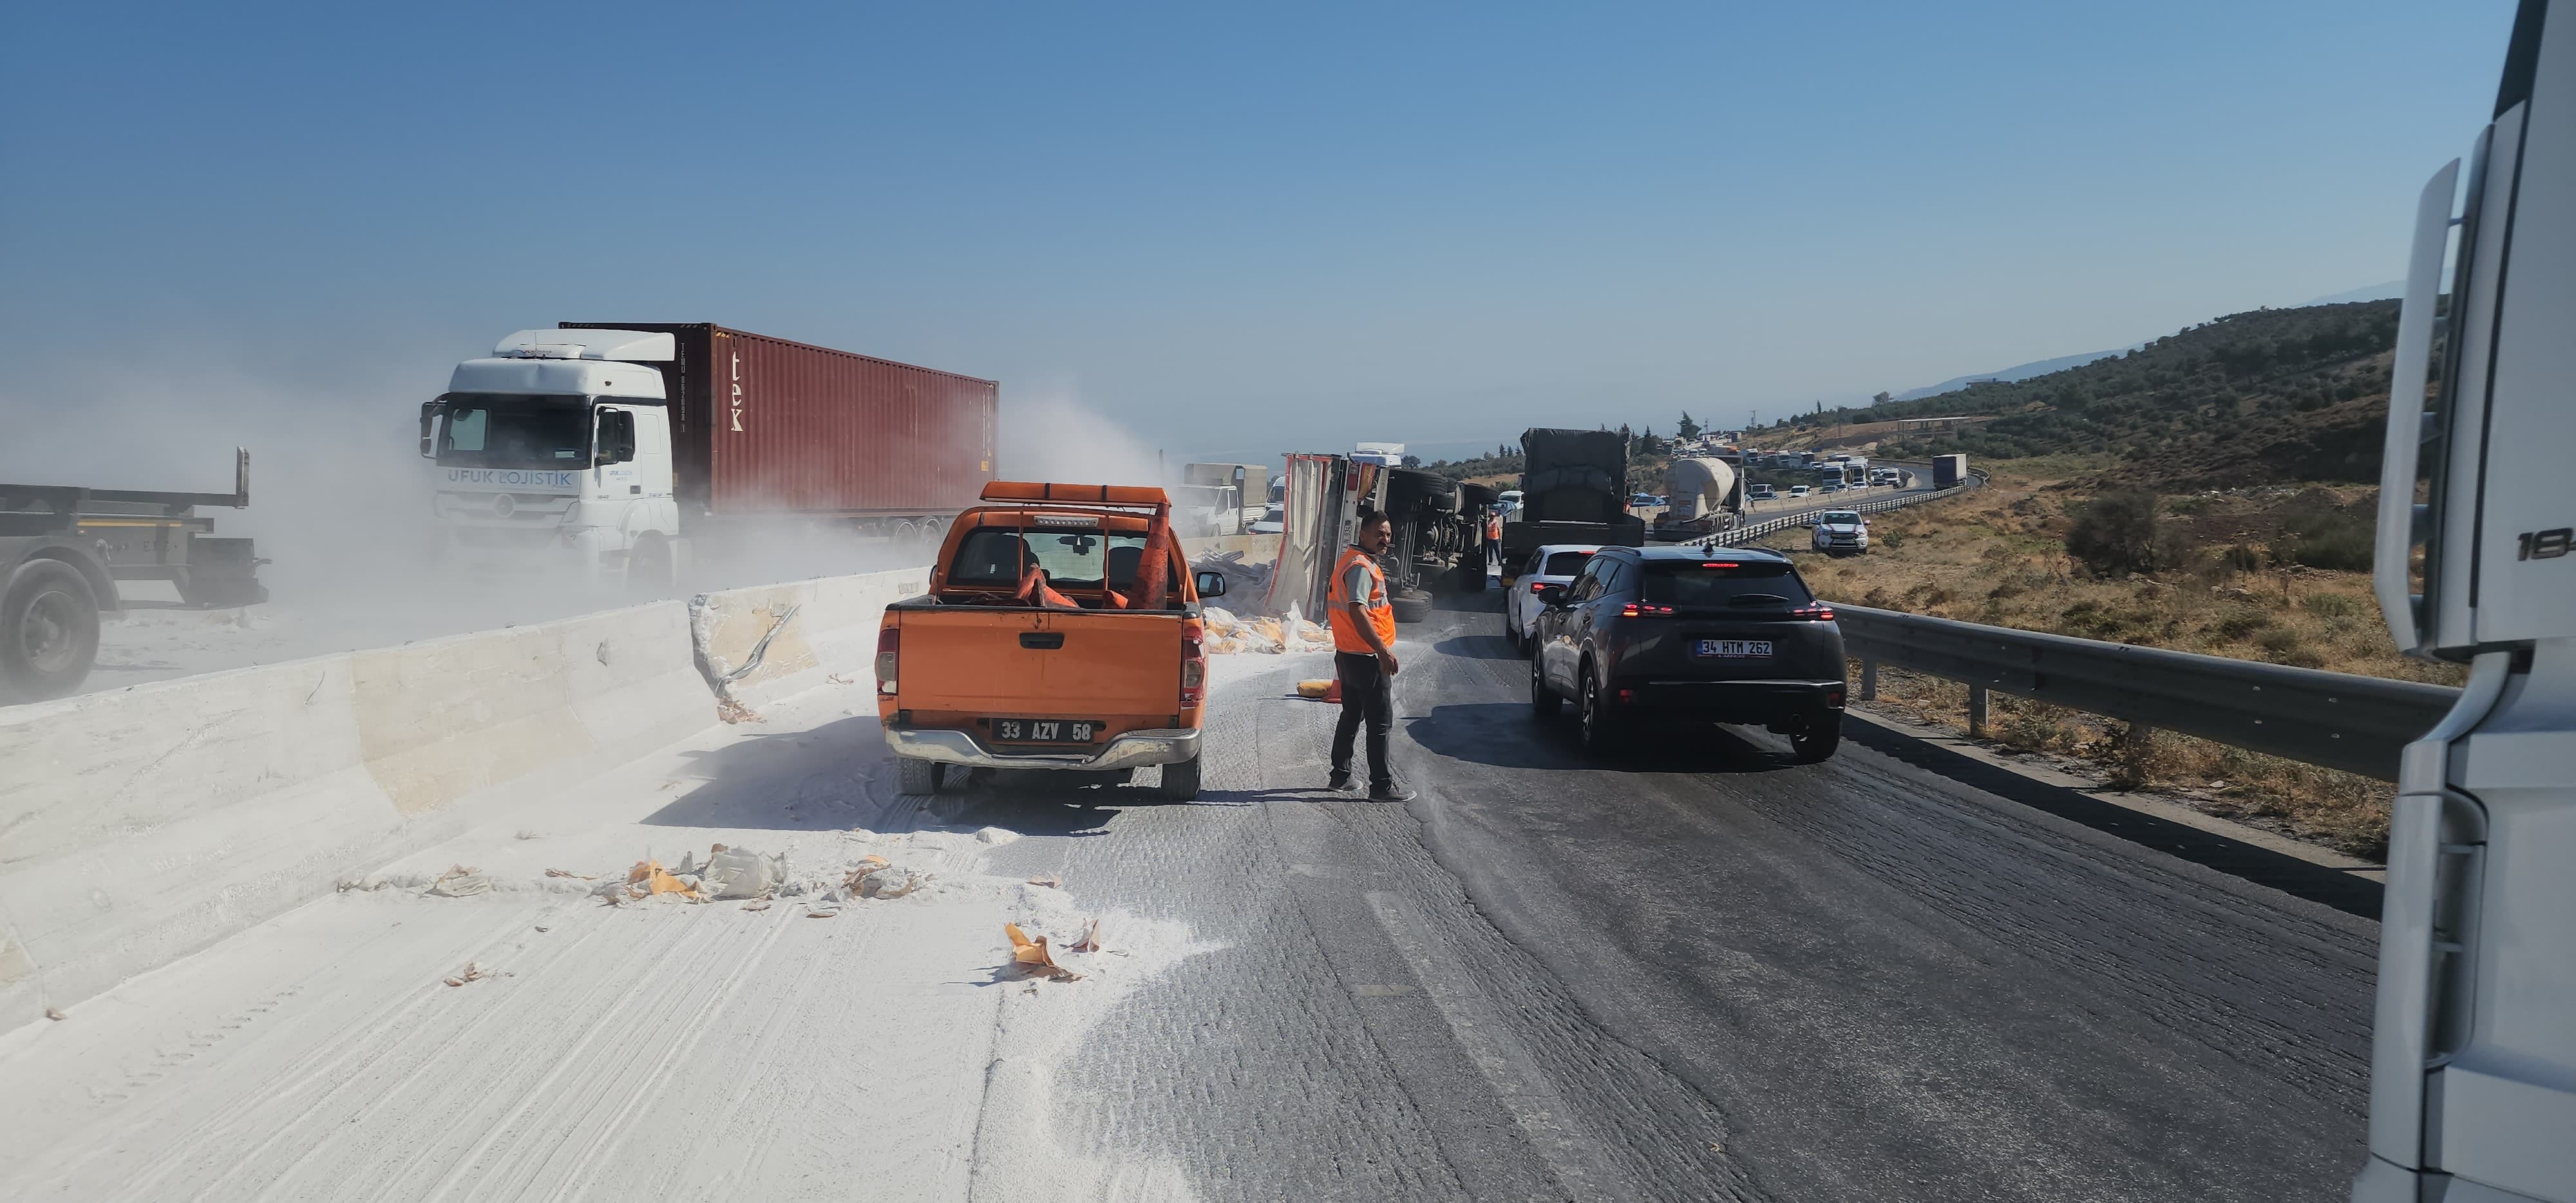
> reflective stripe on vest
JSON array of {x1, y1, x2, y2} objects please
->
[{"x1": 1327, "y1": 547, "x2": 1397, "y2": 654}]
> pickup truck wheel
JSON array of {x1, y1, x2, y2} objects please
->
[
  {"x1": 1157, "y1": 754, "x2": 1202, "y2": 801},
  {"x1": 2, "y1": 560, "x2": 101, "y2": 701},
  {"x1": 1390, "y1": 591, "x2": 1434, "y2": 625},
  {"x1": 895, "y1": 757, "x2": 943, "y2": 796}
]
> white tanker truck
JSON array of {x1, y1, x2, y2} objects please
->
[{"x1": 1649, "y1": 457, "x2": 1743, "y2": 540}]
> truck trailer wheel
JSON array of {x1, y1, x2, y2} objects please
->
[
  {"x1": 895, "y1": 757, "x2": 944, "y2": 796},
  {"x1": 1390, "y1": 591, "x2": 1435, "y2": 625},
  {"x1": 3, "y1": 560, "x2": 101, "y2": 701},
  {"x1": 1157, "y1": 754, "x2": 1202, "y2": 801}
]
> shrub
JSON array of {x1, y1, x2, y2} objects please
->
[
  {"x1": 2065, "y1": 489, "x2": 2174, "y2": 576},
  {"x1": 2302, "y1": 593, "x2": 2362, "y2": 619},
  {"x1": 2273, "y1": 490, "x2": 2376, "y2": 571},
  {"x1": 2211, "y1": 609, "x2": 2273, "y2": 639}
]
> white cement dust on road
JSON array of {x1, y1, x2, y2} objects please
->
[{"x1": 0, "y1": 685, "x2": 1213, "y2": 1202}]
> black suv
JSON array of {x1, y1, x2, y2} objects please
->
[{"x1": 1527, "y1": 545, "x2": 1846, "y2": 761}]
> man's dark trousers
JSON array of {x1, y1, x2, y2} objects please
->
[{"x1": 1331, "y1": 650, "x2": 1394, "y2": 786}]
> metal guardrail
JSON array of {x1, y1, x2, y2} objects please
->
[
  {"x1": 1833, "y1": 604, "x2": 2460, "y2": 781},
  {"x1": 1707, "y1": 464, "x2": 1990, "y2": 544},
  {"x1": 1683, "y1": 462, "x2": 2456, "y2": 780}
]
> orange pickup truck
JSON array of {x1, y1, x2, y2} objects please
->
[{"x1": 875, "y1": 482, "x2": 1229, "y2": 800}]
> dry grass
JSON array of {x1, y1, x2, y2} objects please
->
[{"x1": 1761, "y1": 457, "x2": 2461, "y2": 859}]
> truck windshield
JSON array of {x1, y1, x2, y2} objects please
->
[
  {"x1": 1642, "y1": 560, "x2": 1814, "y2": 608},
  {"x1": 437, "y1": 395, "x2": 591, "y2": 468},
  {"x1": 949, "y1": 524, "x2": 1159, "y2": 591}
]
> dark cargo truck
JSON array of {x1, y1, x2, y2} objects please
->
[
  {"x1": 1, "y1": 450, "x2": 267, "y2": 701},
  {"x1": 1501, "y1": 428, "x2": 1645, "y2": 566}
]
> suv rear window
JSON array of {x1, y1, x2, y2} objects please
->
[
  {"x1": 1642, "y1": 560, "x2": 1814, "y2": 608},
  {"x1": 1542, "y1": 551, "x2": 1595, "y2": 575}
]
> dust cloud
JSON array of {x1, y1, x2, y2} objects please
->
[
  {"x1": 998, "y1": 392, "x2": 1170, "y2": 488},
  {"x1": 2, "y1": 354, "x2": 927, "y2": 697}
]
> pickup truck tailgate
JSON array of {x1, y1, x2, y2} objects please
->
[{"x1": 896, "y1": 609, "x2": 1181, "y2": 717}]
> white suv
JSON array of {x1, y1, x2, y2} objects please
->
[
  {"x1": 1504, "y1": 544, "x2": 1602, "y2": 653},
  {"x1": 1810, "y1": 511, "x2": 1868, "y2": 554}
]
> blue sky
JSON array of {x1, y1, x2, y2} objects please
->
[{"x1": 0, "y1": 1, "x2": 2523, "y2": 475}]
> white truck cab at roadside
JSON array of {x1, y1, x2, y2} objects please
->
[
  {"x1": 2356, "y1": 5, "x2": 2576, "y2": 1200},
  {"x1": 420, "y1": 329, "x2": 683, "y2": 585}
]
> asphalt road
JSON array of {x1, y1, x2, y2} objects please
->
[
  {"x1": 5, "y1": 585, "x2": 2380, "y2": 1202},
  {"x1": 942, "y1": 588, "x2": 2378, "y2": 1201}
]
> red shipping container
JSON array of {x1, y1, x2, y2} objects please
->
[{"x1": 560, "y1": 322, "x2": 998, "y2": 520}]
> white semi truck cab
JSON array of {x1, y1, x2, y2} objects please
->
[
  {"x1": 419, "y1": 329, "x2": 683, "y2": 585},
  {"x1": 2358, "y1": 3, "x2": 2575, "y2": 1200}
]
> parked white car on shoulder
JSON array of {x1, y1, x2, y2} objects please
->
[
  {"x1": 1503, "y1": 543, "x2": 1602, "y2": 654},
  {"x1": 1250, "y1": 503, "x2": 1286, "y2": 534}
]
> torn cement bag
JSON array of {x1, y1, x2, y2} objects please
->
[
  {"x1": 701, "y1": 845, "x2": 787, "y2": 899},
  {"x1": 1004, "y1": 923, "x2": 1081, "y2": 981},
  {"x1": 430, "y1": 865, "x2": 493, "y2": 897}
]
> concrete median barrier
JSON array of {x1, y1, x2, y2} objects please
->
[
  {"x1": 0, "y1": 567, "x2": 930, "y2": 1033},
  {"x1": 689, "y1": 568, "x2": 929, "y2": 709},
  {"x1": 0, "y1": 601, "x2": 706, "y2": 1031},
  {"x1": 1182, "y1": 533, "x2": 1280, "y2": 565}
]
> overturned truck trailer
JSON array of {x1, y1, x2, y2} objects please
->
[
  {"x1": 1383, "y1": 466, "x2": 1495, "y2": 600},
  {"x1": 1264, "y1": 455, "x2": 1492, "y2": 625}
]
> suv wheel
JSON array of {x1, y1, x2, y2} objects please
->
[
  {"x1": 1578, "y1": 668, "x2": 1618, "y2": 754},
  {"x1": 1528, "y1": 656, "x2": 1560, "y2": 719},
  {"x1": 1790, "y1": 713, "x2": 1842, "y2": 764}
]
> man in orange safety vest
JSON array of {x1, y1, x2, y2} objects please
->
[{"x1": 1326, "y1": 508, "x2": 1413, "y2": 801}]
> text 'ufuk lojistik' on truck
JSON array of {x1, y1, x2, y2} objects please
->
[{"x1": 419, "y1": 323, "x2": 999, "y2": 586}]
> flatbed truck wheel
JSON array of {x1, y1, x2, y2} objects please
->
[{"x1": 2, "y1": 560, "x2": 100, "y2": 701}]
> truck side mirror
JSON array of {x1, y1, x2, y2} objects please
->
[
  {"x1": 1193, "y1": 571, "x2": 1229, "y2": 598},
  {"x1": 418, "y1": 400, "x2": 442, "y2": 459}
]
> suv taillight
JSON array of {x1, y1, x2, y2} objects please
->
[
  {"x1": 1792, "y1": 603, "x2": 1835, "y2": 621},
  {"x1": 1180, "y1": 620, "x2": 1206, "y2": 706},
  {"x1": 1620, "y1": 602, "x2": 1676, "y2": 617},
  {"x1": 876, "y1": 627, "x2": 899, "y2": 694}
]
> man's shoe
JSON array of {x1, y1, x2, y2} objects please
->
[
  {"x1": 1368, "y1": 781, "x2": 1417, "y2": 802},
  {"x1": 1326, "y1": 770, "x2": 1354, "y2": 791}
]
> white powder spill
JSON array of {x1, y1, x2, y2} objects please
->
[{"x1": 0, "y1": 685, "x2": 1217, "y2": 1202}]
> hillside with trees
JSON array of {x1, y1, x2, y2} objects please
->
[{"x1": 1768, "y1": 300, "x2": 2400, "y2": 488}]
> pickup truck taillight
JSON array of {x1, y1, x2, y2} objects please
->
[
  {"x1": 1180, "y1": 620, "x2": 1206, "y2": 706},
  {"x1": 876, "y1": 628, "x2": 899, "y2": 694}
]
